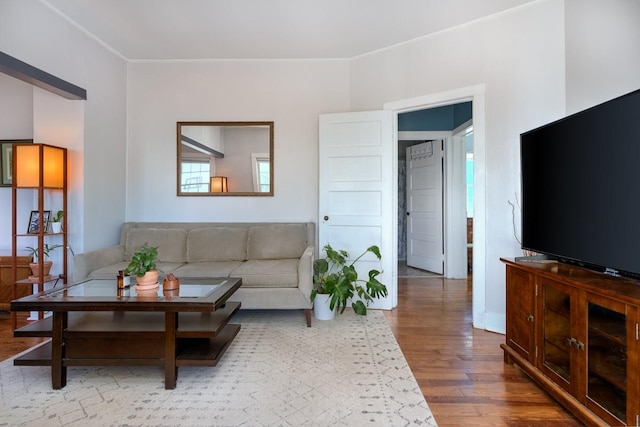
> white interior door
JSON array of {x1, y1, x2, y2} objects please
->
[
  {"x1": 319, "y1": 110, "x2": 394, "y2": 309},
  {"x1": 406, "y1": 140, "x2": 444, "y2": 274}
]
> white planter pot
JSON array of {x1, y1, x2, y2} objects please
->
[
  {"x1": 50, "y1": 222, "x2": 62, "y2": 233},
  {"x1": 313, "y1": 293, "x2": 336, "y2": 320}
]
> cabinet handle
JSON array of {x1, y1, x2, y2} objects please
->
[
  {"x1": 566, "y1": 337, "x2": 585, "y2": 350},
  {"x1": 526, "y1": 314, "x2": 534, "y2": 322}
]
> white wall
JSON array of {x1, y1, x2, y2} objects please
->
[
  {"x1": 351, "y1": 0, "x2": 640, "y2": 333},
  {"x1": 0, "y1": 74, "x2": 33, "y2": 251},
  {"x1": 31, "y1": 87, "x2": 84, "y2": 277},
  {"x1": 352, "y1": 0, "x2": 567, "y2": 332},
  {"x1": 126, "y1": 60, "x2": 350, "y2": 222},
  {"x1": 565, "y1": 0, "x2": 640, "y2": 113},
  {"x1": 0, "y1": 0, "x2": 127, "y2": 258}
]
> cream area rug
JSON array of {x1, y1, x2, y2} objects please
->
[{"x1": 0, "y1": 309, "x2": 437, "y2": 427}]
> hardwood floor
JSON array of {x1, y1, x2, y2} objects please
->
[
  {"x1": 0, "y1": 312, "x2": 47, "y2": 361},
  {"x1": 0, "y1": 277, "x2": 583, "y2": 426},
  {"x1": 385, "y1": 276, "x2": 583, "y2": 426}
]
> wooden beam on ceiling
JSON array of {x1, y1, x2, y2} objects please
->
[{"x1": 0, "y1": 51, "x2": 86, "y2": 100}]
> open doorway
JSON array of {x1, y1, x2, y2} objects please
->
[
  {"x1": 397, "y1": 103, "x2": 473, "y2": 279},
  {"x1": 384, "y1": 85, "x2": 486, "y2": 327}
]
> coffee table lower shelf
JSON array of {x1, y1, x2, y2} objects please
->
[
  {"x1": 177, "y1": 323, "x2": 240, "y2": 366},
  {"x1": 14, "y1": 323, "x2": 241, "y2": 368},
  {"x1": 14, "y1": 301, "x2": 242, "y2": 374}
]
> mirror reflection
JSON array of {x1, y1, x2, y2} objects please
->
[{"x1": 177, "y1": 121, "x2": 273, "y2": 196}]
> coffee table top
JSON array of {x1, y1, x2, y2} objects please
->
[{"x1": 11, "y1": 277, "x2": 242, "y2": 312}]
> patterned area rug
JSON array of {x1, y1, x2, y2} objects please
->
[{"x1": 0, "y1": 310, "x2": 437, "y2": 427}]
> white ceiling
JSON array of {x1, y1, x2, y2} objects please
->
[{"x1": 42, "y1": 0, "x2": 536, "y2": 61}]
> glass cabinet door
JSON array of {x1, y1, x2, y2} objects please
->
[
  {"x1": 506, "y1": 266, "x2": 536, "y2": 362},
  {"x1": 586, "y1": 298, "x2": 627, "y2": 424},
  {"x1": 541, "y1": 280, "x2": 572, "y2": 387}
]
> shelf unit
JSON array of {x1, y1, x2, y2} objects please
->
[
  {"x1": 502, "y1": 258, "x2": 640, "y2": 427},
  {"x1": 10, "y1": 143, "x2": 67, "y2": 329}
]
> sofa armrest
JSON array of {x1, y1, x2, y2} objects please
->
[
  {"x1": 297, "y1": 246, "x2": 314, "y2": 301},
  {"x1": 73, "y1": 245, "x2": 125, "y2": 282}
]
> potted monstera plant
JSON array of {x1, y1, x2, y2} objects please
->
[
  {"x1": 311, "y1": 244, "x2": 387, "y2": 320},
  {"x1": 125, "y1": 243, "x2": 159, "y2": 290}
]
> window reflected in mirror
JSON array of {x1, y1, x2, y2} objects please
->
[{"x1": 177, "y1": 122, "x2": 273, "y2": 196}]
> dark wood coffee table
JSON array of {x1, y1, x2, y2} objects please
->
[{"x1": 11, "y1": 277, "x2": 241, "y2": 389}]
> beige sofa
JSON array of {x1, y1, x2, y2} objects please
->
[{"x1": 73, "y1": 222, "x2": 315, "y2": 326}]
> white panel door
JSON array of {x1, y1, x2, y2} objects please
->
[
  {"x1": 319, "y1": 110, "x2": 393, "y2": 309},
  {"x1": 406, "y1": 141, "x2": 444, "y2": 274}
]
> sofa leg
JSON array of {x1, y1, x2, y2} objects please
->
[{"x1": 304, "y1": 309, "x2": 312, "y2": 327}]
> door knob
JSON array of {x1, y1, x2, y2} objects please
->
[{"x1": 323, "y1": 216, "x2": 329, "y2": 221}]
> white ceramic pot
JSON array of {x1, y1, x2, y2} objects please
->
[
  {"x1": 50, "y1": 222, "x2": 62, "y2": 233},
  {"x1": 313, "y1": 293, "x2": 336, "y2": 320}
]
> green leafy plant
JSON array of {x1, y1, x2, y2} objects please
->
[
  {"x1": 25, "y1": 243, "x2": 62, "y2": 262},
  {"x1": 125, "y1": 243, "x2": 158, "y2": 277},
  {"x1": 51, "y1": 210, "x2": 64, "y2": 222},
  {"x1": 311, "y1": 244, "x2": 387, "y2": 315}
]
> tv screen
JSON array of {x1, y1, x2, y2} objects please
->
[{"x1": 520, "y1": 88, "x2": 640, "y2": 278}]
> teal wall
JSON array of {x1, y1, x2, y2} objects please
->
[{"x1": 398, "y1": 101, "x2": 472, "y2": 131}]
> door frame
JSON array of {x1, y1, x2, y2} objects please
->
[{"x1": 384, "y1": 84, "x2": 487, "y2": 329}]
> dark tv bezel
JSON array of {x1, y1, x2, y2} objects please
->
[{"x1": 519, "y1": 88, "x2": 640, "y2": 280}]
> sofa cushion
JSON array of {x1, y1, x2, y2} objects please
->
[
  {"x1": 187, "y1": 227, "x2": 248, "y2": 262},
  {"x1": 88, "y1": 261, "x2": 185, "y2": 279},
  {"x1": 247, "y1": 224, "x2": 308, "y2": 260},
  {"x1": 88, "y1": 261, "x2": 131, "y2": 279},
  {"x1": 231, "y1": 259, "x2": 299, "y2": 288},
  {"x1": 124, "y1": 228, "x2": 187, "y2": 263},
  {"x1": 173, "y1": 261, "x2": 244, "y2": 278}
]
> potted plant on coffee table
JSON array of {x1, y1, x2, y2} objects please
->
[
  {"x1": 25, "y1": 243, "x2": 63, "y2": 281},
  {"x1": 125, "y1": 243, "x2": 159, "y2": 290},
  {"x1": 311, "y1": 244, "x2": 387, "y2": 320}
]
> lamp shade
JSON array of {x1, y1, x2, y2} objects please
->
[
  {"x1": 14, "y1": 143, "x2": 65, "y2": 188},
  {"x1": 210, "y1": 176, "x2": 228, "y2": 192}
]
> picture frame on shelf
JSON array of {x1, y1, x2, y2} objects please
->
[
  {"x1": 0, "y1": 139, "x2": 32, "y2": 187},
  {"x1": 27, "y1": 210, "x2": 51, "y2": 234}
]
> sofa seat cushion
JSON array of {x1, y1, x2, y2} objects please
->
[
  {"x1": 247, "y1": 224, "x2": 308, "y2": 260},
  {"x1": 87, "y1": 261, "x2": 131, "y2": 279},
  {"x1": 187, "y1": 227, "x2": 248, "y2": 262},
  {"x1": 173, "y1": 261, "x2": 244, "y2": 278},
  {"x1": 231, "y1": 259, "x2": 299, "y2": 288},
  {"x1": 124, "y1": 228, "x2": 188, "y2": 263},
  {"x1": 87, "y1": 261, "x2": 185, "y2": 280}
]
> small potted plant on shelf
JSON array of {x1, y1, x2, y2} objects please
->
[
  {"x1": 25, "y1": 243, "x2": 63, "y2": 280},
  {"x1": 125, "y1": 243, "x2": 159, "y2": 290},
  {"x1": 311, "y1": 244, "x2": 387, "y2": 320},
  {"x1": 50, "y1": 210, "x2": 64, "y2": 233}
]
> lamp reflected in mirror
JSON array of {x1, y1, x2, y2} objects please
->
[
  {"x1": 210, "y1": 176, "x2": 228, "y2": 192},
  {"x1": 177, "y1": 121, "x2": 273, "y2": 196}
]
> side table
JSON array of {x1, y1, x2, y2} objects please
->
[{"x1": 0, "y1": 254, "x2": 32, "y2": 311}]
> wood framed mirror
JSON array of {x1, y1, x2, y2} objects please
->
[{"x1": 177, "y1": 121, "x2": 274, "y2": 196}]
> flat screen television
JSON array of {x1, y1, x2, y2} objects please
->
[{"x1": 520, "y1": 88, "x2": 640, "y2": 279}]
